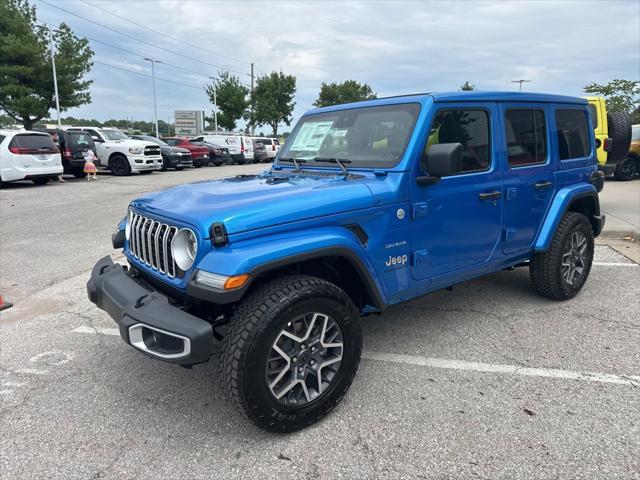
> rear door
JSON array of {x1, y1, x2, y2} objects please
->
[
  {"x1": 500, "y1": 104, "x2": 554, "y2": 255},
  {"x1": 9, "y1": 133, "x2": 60, "y2": 170}
]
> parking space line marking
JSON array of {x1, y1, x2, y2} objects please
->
[
  {"x1": 592, "y1": 262, "x2": 638, "y2": 267},
  {"x1": 14, "y1": 368, "x2": 48, "y2": 376},
  {"x1": 1, "y1": 382, "x2": 25, "y2": 388},
  {"x1": 73, "y1": 325, "x2": 120, "y2": 336},
  {"x1": 362, "y1": 351, "x2": 640, "y2": 387}
]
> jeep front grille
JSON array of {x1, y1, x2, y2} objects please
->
[{"x1": 129, "y1": 213, "x2": 178, "y2": 277}]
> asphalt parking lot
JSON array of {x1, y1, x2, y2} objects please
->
[{"x1": 1, "y1": 168, "x2": 639, "y2": 479}]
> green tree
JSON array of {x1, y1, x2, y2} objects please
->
[
  {"x1": 205, "y1": 70, "x2": 248, "y2": 131},
  {"x1": 249, "y1": 71, "x2": 296, "y2": 136},
  {"x1": 460, "y1": 81, "x2": 478, "y2": 91},
  {"x1": 584, "y1": 79, "x2": 640, "y2": 116},
  {"x1": 0, "y1": 0, "x2": 93, "y2": 130},
  {"x1": 313, "y1": 80, "x2": 376, "y2": 107}
]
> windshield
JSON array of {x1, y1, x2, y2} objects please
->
[
  {"x1": 138, "y1": 135, "x2": 166, "y2": 146},
  {"x1": 101, "y1": 129, "x2": 129, "y2": 141},
  {"x1": 279, "y1": 103, "x2": 420, "y2": 168}
]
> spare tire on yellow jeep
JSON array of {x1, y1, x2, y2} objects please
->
[{"x1": 607, "y1": 111, "x2": 633, "y2": 180}]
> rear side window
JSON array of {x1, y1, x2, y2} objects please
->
[
  {"x1": 556, "y1": 109, "x2": 591, "y2": 160},
  {"x1": 588, "y1": 104, "x2": 598, "y2": 129},
  {"x1": 505, "y1": 109, "x2": 547, "y2": 167},
  {"x1": 427, "y1": 109, "x2": 491, "y2": 172},
  {"x1": 274, "y1": 139, "x2": 280, "y2": 145},
  {"x1": 9, "y1": 133, "x2": 57, "y2": 150}
]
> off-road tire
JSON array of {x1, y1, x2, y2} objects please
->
[
  {"x1": 72, "y1": 169, "x2": 87, "y2": 179},
  {"x1": 613, "y1": 154, "x2": 638, "y2": 181},
  {"x1": 607, "y1": 111, "x2": 632, "y2": 165},
  {"x1": 108, "y1": 154, "x2": 131, "y2": 176},
  {"x1": 530, "y1": 212, "x2": 594, "y2": 300},
  {"x1": 219, "y1": 275, "x2": 362, "y2": 432},
  {"x1": 32, "y1": 177, "x2": 50, "y2": 185},
  {"x1": 160, "y1": 161, "x2": 168, "y2": 172}
]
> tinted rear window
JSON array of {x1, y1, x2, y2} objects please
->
[
  {"x1": 68, "y1": 132, "x2": 94, "y2": 148},
  {"x1": 258, "y1": 138, "x2": 272, "y2": 145},
  {"x1": 9, "y1": 134, "x2": 56, "y2": 149},
  {"x1": 556, "y1": 109, "x2": 591, "y2": 160}
]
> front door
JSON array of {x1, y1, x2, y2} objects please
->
[
  {"x1": 410, "y1": 103, "x2": 503, "y2": 281},
  {"x1": 500, "y1": 104, "x2": 555, "y2": 254}
]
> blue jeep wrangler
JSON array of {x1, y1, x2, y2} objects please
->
[{"x1": 88, "y1": 92, "x2": 605, "y2": 432}]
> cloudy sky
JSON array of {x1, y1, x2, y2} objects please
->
[{"x1": 36, "y1": 0, "x2": 640, "y2": 133}]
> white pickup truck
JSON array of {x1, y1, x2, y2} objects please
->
[{"x1": 64, "y1": 127, "x2": 162, "y2": 176}]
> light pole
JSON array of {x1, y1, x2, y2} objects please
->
[
  {"x1": 144, "y1": 58, "x2": 162, "y2": 137},
  {"x1": 512, "y1": 79, "x2": 531, "y2": 91},
  {"x1": 44, "y1": 25, "x2": 61, "y2": 129},
  {"x1": 208, "y1": 77, "x2": 218, "y2": 132}
]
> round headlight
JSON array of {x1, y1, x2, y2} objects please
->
[
  {"x1": 125, "y1": 209, "x2": 133, "y2": 241},
  {"x1": 171, "y1": 228, "x2": 197, "y2": 271}
]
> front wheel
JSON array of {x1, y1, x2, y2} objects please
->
[
  {"x1": 32, "y1": 177, "x2": 50, "y2": 185},
  {"x1": 530, "y1": 212, "x2": 594, "y2": 300},
  {"x1": 109, "y1": 155, "x2": 131, "y2": 176},
  {"x1": 220, "y1": 275, "x2": 362, "y2": 432}
]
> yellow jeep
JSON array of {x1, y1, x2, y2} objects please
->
[{"x1": 586, "y1": 96, "x2": 633, "y2": 179}]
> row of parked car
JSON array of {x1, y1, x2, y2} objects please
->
[{"x1": 0, "y1": 126, "x2": 281, "y2": 185}]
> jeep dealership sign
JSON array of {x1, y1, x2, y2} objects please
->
[{"x1": 174, "y1": 110, "x2": 205, "y2": 136}]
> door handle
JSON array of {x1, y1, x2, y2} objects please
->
[
  {"x1": 478, "y1": 191, "x2": 502, "y2": 200},
  {"x1": 534, "y1": 180, "x2": 553, "y2": 190}
]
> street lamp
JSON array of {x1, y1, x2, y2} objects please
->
[
  {"x1": 512, "y1": 79, "x2": 531, "y2": 91},
  {"x1": 208, "y1": 76, "x2": 218, "y2": 132},
  {"x1": 144, "y1": 58, "x2": 162, "y2": 137},
  {"x1": 38, "y1": 24, "x2": 61, "y2": 129}
]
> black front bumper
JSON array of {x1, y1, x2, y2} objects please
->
[{"x1": 87, "y1": 256, "x2": 214, "y2": 365}]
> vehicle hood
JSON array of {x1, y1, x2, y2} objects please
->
[
  {"x1": 131, "y1": 173, "x2": 375, "y2": 235},
  {"x1": 108, "y1": 139, "x2": 155, "y2": 148},
  {"x1": 161, "y1": 146, "x2": 190, "y2": 154}
]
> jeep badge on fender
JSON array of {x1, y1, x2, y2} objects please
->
[{"x1": 88, "y1": 91, "x2": 604, "y2": 432}]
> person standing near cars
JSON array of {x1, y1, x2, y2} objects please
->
[
  {"x1": 51, "y1": 131, "x2": 66, "y2": 183},
  {"x1": 83, "y1": 148, "x2": 98, "y2": 181}
]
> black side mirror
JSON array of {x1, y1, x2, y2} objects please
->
[{"x1": 416, "y1": 142, "x2": 463, "y2": 186}]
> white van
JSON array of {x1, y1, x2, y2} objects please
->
[
  {"x1": 0, "y1": 129, "x2": 63, "y2": 185},
  {"x1": 195, "y1": 134, "x2": 254, "y2": 164}
]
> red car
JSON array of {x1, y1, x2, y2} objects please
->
[{"x1": 161, "y1": 137, "x2": 210, "y2": 167}]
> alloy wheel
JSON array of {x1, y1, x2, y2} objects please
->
[
  {"x1": 265, "y1": 312, "x2": 343, "y2": 406},
  {"x1": 561, "y1": 231, "x2": 587, "y2": 286}
]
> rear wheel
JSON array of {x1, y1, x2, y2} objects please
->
[
  {"x1": 72, "y1": 168, "x2": 87, "y2": 179},
  {"x1": 32, "y1": 177, "x2": 50, "y2": 185},
  {"x1": 109, "y1": 155, "x2": 131, "y2": 176},
  {"x1": 530, "y1": 212, "x2": 594, "y2": 300},
  {"x1": 613, "y1": 155, "x2": 638, "y2": 181},
  {"x1": 220, "y1": 275, "x2": 362, "y2": 432}
]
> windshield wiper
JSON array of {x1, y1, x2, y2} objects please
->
[
  {"x1": 278, "y1": 157, "x2": 307, "y2": 171},
  {"x1": 312, "y1": 157, "x2": 351, "y2": 177}
]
